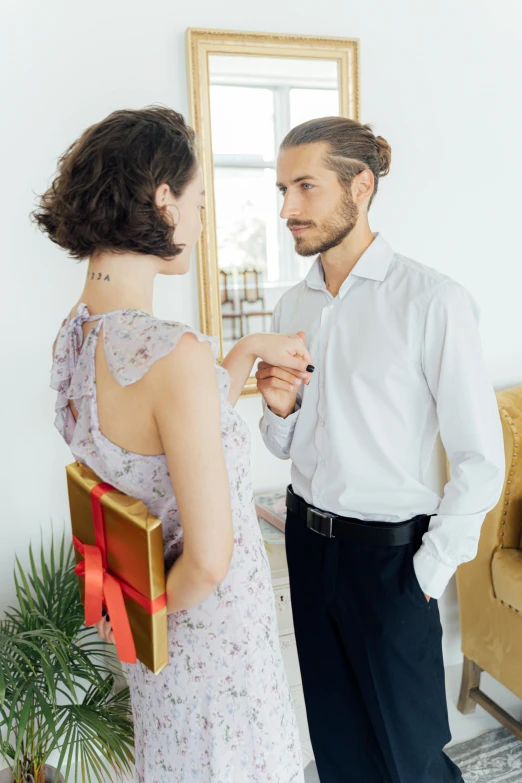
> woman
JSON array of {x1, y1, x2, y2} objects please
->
[{"x1": 35, "y1": 106, "x2": 312, "y2": 782}]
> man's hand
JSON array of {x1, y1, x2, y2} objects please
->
[{"x1": 256, "y1": 331, "x2": 313, "y2": 418}]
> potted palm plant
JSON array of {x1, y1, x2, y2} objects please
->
[{"x1": 0, "y1": 532, "x2": 134, "y2": 782}]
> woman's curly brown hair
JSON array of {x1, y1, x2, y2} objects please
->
[{"x1": 32, "y1": 106, "x2": 198, "y2": 260}]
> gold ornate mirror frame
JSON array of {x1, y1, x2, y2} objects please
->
[{"x1": 186, "y1": 28, "x2": 360, "y2": 396}]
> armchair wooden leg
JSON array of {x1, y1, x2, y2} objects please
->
[
  {"x1": 458, "y1": 656, "x2": 482, "y2": 714},
  {"x1": 457, "y1": 655, "x2": 522, "y2": 739}
]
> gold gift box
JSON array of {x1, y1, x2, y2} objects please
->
[{"x1": 66, "y1": 461, "x2": 169, "y2": 675}]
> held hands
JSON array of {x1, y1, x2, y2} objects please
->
[
  {"x1": 256, "y1": 331, "x2": 314, "y2": 419},
  {"x1": 251, "y1": 330, "x2": 313, "y2": 372}
]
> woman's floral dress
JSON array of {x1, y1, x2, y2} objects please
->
[{"x1": 51, "y1": 304, "x2": 304, "y2": 783}]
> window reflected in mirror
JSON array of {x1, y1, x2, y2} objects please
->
[{"x1": 208, "y1": 54, "x2": 340, "y2": 356}]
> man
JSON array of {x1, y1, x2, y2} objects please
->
[{"x1": 257, "y1": 116, "x2": 505, "y2": 783}]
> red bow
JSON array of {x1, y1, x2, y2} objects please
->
[{"x1": 73, "y1": 482, "x2": 166, "y2": 665}]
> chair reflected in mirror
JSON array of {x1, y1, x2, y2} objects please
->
[
  {"x1": 220, "y1": 269, "x2": 244, "y2": 341},
  {"x1": 240, "y1": 267, "x2": 273, "y2": 334}
]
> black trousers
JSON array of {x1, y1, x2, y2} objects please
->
[{"x1": 285, "y1": 506, "x2": 464, "y2": 783}]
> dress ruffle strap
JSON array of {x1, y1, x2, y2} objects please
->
[
  {"x1": 101, "y1": 311, "x2": 220, "y2": 387},
  {"x1": 51, "y1": 304, "x2": 105, "y2": 398},
  {"x1": 50, "y1": 303, "x2": 228, "y2": 444},
  {"x1": 50, "y1": 304, "x2": 105, "y2": 442}
]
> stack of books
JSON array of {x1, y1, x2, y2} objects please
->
[
  {"x1": 254, "y1": 491, "x2": 287, "y2": 533},
  {"x1": 254, "y1": 490, "x2": 289, "y2": 580}
]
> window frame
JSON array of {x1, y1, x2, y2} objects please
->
[{"x1": 210, "y1": 78, "x2": 339, "y2": 284}]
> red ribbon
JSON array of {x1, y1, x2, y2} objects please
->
[{"x1": 73, "y1": 482, "x2": 167, "y2": 665}]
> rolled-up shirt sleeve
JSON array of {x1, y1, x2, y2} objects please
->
[
  {"x1": 259, "y1": 300, "x2": 301, "y2": 460},
  {"x1": 414, "y1": 282, "x2": 505, "y2": 599}
]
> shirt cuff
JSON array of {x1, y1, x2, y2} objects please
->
[
  {"x1": 262, "y1": 403, "x2": 300, "y2": 434},
  {"x1": 413, "y1": 545, "x2": 457, "y2": 600}
]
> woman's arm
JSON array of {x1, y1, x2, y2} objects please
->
[
  {"x1": 149, "y1": 333, "x2": 234, "y2": 612},
  {"x1": 221, "y1": 333, "x2": 313, "y2": 407},
  {"x1": 220, "y1": 336, "x2": 259, "y2": 406}
]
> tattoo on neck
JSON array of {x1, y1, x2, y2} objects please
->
[{"x1": 89, "y1": 272, "x2": 111, "y2": 282}]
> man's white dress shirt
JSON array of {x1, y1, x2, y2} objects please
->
[{"x1": 259, "y1": 233, "x2": 505, "y2": 599}]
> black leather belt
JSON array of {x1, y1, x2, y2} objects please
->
[{"x1": 286, "y1": 485, "x2": 430, "y2": 547}]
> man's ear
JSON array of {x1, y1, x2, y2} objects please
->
[{"x1": 352, "y1": 169, "x2": 374, "y2": 207}]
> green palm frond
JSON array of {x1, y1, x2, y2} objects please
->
[{"x1": 0, "y1": 530, "x2": 134, "y2": 782}]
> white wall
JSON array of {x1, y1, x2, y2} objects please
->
[{"x1": 2, "y1": 0, "x2": 521, "y2": 677}]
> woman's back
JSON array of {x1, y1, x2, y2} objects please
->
[
  {"x1": 51, "y1": 303, "x2": 245, "y2": 566},
  {"x1": 65, "y1": 303, "x2": 168, "y2": 457}
]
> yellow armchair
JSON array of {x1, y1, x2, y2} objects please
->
[{"x1": 457, "y1": 385, "x2": 522, "y2": 739}]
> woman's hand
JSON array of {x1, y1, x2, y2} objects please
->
[
  {"x1": 95, "y1": 611, "x2": 115, "y2": 645},
  {"x1": 249, "y1": 331, "x2": 313, "y2": 374},
  {"x1": 221, "y1": 330, "x2": 313, "y2": 409}
]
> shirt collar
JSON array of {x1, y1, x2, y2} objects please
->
[{"x1": 305, "y1": 233, "x2": 395, "y2": 294}]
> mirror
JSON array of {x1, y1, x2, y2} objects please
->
[{"x1": 186, "y1": 29, "x2": 359, "y2": 395}]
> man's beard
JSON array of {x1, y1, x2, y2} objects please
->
[{"x1": 289, "y1": 191, "x2": 359, "y2": 257}]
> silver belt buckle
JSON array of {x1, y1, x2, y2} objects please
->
[{"x1": 306, "y1": 507, "x2": 336, "y2": 538}]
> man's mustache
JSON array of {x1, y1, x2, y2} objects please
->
[{"x1": 287, "y1": 221, "x2": 315, "y2": 229}]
